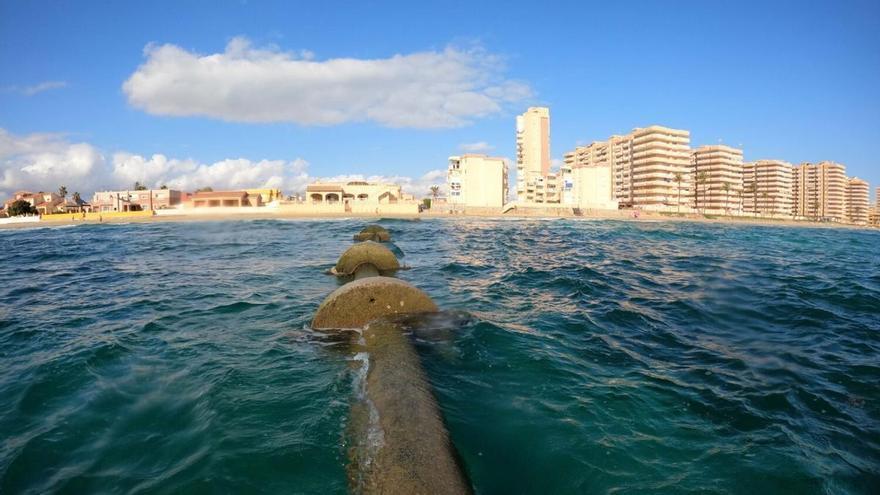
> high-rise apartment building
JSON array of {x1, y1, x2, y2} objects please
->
[
  {"x1": 630, "y1": 126, "x2": 692, "y2": 208},
  {"x1": 515, "y1": 107, "x2": 551, "y2": 203},
  {"x1": 562, "y1": 126, "x2": 690, "y2": 209},
  {"x1": 792, "y1": 161, "x2": 847, "y2": 221},
  {"x1": 845, "y1": 177, "x2": 870, "y2": 225},
  {"x1": 447, "y1": 155, "x2": 508, "y2": 208},
  {"x1": 742, "y1": 160, "x2": 793, "y2": 216},
  {"x1": 692, "y1": 145, "x2": 744, "y2": 212},
  {"x1": 563, "y1": 135, "x2": 632, "y2": 205}
]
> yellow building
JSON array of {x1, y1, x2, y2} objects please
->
[
  {"x1": 743, "y1": 160, "x2": 794, "y2": 216},
  {"x1": 447, "y1": 155, "x2": 508, "y2": 208},
  {"x1": 516, "y1": 107, "x2": 552, "y2": 203},
  {"x1": 245, "y1": 188, "x2": 283, "y2": 203}
]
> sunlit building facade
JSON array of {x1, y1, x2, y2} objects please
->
[
  {"x1": 742, "y1": 160, "x2": 793, "y2": 216},
  {"x1": 563, "y1": 126, "x2": 689, "y2": 209},
  {"x1": 563, "y1": 135, "x2": 633, "y2": 206},
  {"x1": 447, "y1": 154, "x2": 508, "y2": 208},
  {"x1": 845, "y1": 177, "x2": 870, "y2": 225},
  {"x1": 792, "y1": 161, "x2": 847, "y2": 221},
  {"x1": 692, "y1": 145, "x2": 743, "y2": 212},
  {"x1": 516, "y1": 107, "x2": 551, "y2": 203},
  {"x1": 630, "y1": 126, "x2": 692, "y2": 208}
]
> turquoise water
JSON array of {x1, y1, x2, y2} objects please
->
[{"x1": 1, "y1": 219, "x2": 878, "y2": 494}]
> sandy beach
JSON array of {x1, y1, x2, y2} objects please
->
[{"x1": 1, "y1": 207, "x2": 874, "y2": 231}]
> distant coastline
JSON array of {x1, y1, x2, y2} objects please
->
[{"x1": 1, "y1": 206, "x2": 876, "y2": 231}]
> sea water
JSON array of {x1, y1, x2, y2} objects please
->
[{"x1": 0, "y1": 219, "x2": 877, "y2": 494}]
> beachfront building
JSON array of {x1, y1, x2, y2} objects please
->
[
  {"x1": 447, "y1": 154, "x2": 508, "y2": 208},
  {"x1": 3, "y1": 191, "x2": 65, "y2": 214},
  {"x1": 245, "y1": 189, "x2": 283, "y2": 204},
  {"x1": 565, "y1": 126, "x2": 691, "y2": 210},
  {"x1": 692, "y1": 145, "x2": 744, "y2": 213},
  {"x1": 792, "y1": 161, "x2": 847, "y2": 221},
  {"x1": 565, "y1": 165, "x2": 619, "y2": 210},
  {"x1": 742, "y1": 160, "x2": 794, "y2": 216},
  {"x1": 564, "y1": 135, "x2": 633, "y2": 206},
  {"x1": 92, "y1": 189, "x2": 183, "y2": 212},
  {"x1": 516, "y1": 107, "x2": 552, "y2": 203},
  {"x1": 845, "y1": 177, "x2": 870, "y2": 225},
  {"x1": 630, "y1": 126, "x2": 692, "y2": 209},
  {"x1": 869, "y1": 198, "x2": 880, "y2": 227},
  {"x1": 306, "y1": 181, "x2": 405, "y2": 205},
  {"x1": 189, "y1": 190, "x2": 261, "y2": 208}
]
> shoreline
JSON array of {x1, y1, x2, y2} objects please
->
[{"x1": 1, "y1": 208, "x2": 875, "y2": 231}]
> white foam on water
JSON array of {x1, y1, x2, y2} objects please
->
[{"x1": 351, "y1": 350, "x2": 385, "y2": 465}]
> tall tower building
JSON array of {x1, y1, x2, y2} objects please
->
[
  {"x1": 692, "y1": 145, "x2": 744, "y2": 212},
  {"x1": 792, "y1": 161, "x2": 847, "y2": 221},
  {"x1": 742, "y1": 160, "x2": 793, "y2": 216},
  {"x1": 845, "y1": 177, "x2": 870, "y2": 225},
  {"x1": 515, "y1": 107, "x2": 551, "y2": 203}
]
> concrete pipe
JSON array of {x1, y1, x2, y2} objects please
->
[
  {"x1": 330, "y1": 241, "x2": 401, "y2": 279},
  {"x1": 312, "y1": 277, "x2": 471, "y2": 494},
  {"x1": 354, "y1": 224, "x2": 391, "y2": 242}
]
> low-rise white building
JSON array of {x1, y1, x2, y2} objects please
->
[
  {"x1": 563, "y1": 165, "x2": 619, "y2": 210},
  {"x1": 447, "y1": 154, "x2": 508, "y2": 208}
]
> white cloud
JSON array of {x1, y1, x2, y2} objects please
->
[
  {"x1": 123, "y1": 37, "x2": 531, "y2": 128},
  {"x1": 317, "y1": 169, "x2": 446, "y2": 198},
  {"x1": 2, "y1": 81, "x2": 68, "y2": 96},
  {"x1": 458, "y1": 141, "x2": 495, "y2": 153},
  {"x1": 112, "y1": 153, "x2": 311, "y2": 193},
  {"x1": 0, "y1": 128, "x2": 440, "y2": 201},
  {"x1": 0, "y1": 129, "x2": 105, "y2": 198}
]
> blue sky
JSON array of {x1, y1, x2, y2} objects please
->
[{"x1": 1, "y1": 0, "x2": 879, "y2": 198}]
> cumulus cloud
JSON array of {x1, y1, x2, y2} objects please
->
[
  {"x1": 317, "y1": 169, "x2": 446, "y2": 198},
  {"x1": 111, "y1": 152, "x2": 311, "y2": 193},
  {"x1": 2, "y1": 81, "x2": 68, "y2": 96},
  {"x1": 0, "y1": 128, "x2": 441, "y2": 201},
  {"x1": 0, "y1": 129, "x2": 105, "y2": 198},
  {"x1": 459, "y1": 141, "x2": 494, "y2": 153},
  {"x1": 123, "y1": 37, "x2": 531, "y2": 128}
]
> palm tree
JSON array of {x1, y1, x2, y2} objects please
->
[
  {"x1": 673, "y1": 172, "x2": 683, "y2": 214},
  {"x1": 722, "y1": 183, "x2": 731, "y2": 214},
  {"x1": 696, "y1": 172, "x2": 709, "y2": 213},
  {"x1": 742, "y1": 183, "x2": 753, "y2": 213},
  {"x1": 58, "y1": 185, "x2": 67, "y2": 199},
  {"x1": 429, "y1": 185, "x2": 440, "y2": 208},
  {"x1": 72, "y1": 192, "x2": 81, "y2": 204}
]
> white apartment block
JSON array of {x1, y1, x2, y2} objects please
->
[
  {"x1": 692, "y1": 145, "x2": 744, "y2": 212},
  {"x1": 792, "y1": 161, "x2": 847, "y2": 221},
  {"x1": 742, "y1": 160, "x2": 794, "y2": 216},
  {"x1": 845, "y1": 177, "x2": 870, "y2": 225},
  {"x1": 447, "y1": 155, "x2": 508, "y2": 208},
  {"x1": 565, "y1": 125, "x2": 691, "y2": 209}
]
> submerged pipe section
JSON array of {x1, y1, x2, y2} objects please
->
[
  {"x1": 312, "y1": 227, "x2": 471, "y2": 494},
  {"x1": 355, "y1": 317, "x2": 471, "y2": 494}
]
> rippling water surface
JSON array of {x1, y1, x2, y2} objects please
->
[{"x1": 1, "y1": 219, "x2": 878, "y2": 494}]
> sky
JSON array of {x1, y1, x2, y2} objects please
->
[{"x1": 1, "y1": 0, "x2": 879, "y2": 200}]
